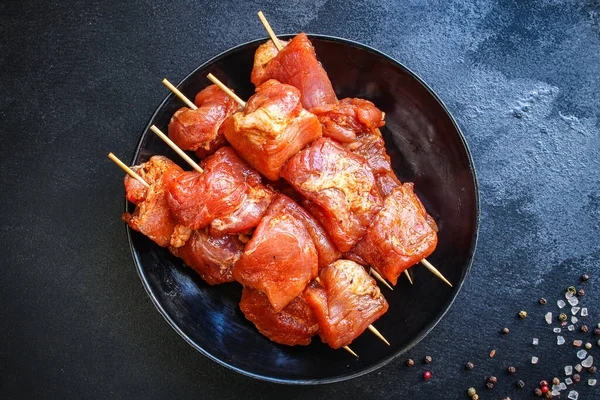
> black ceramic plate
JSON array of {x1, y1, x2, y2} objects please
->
[{"x1": 127, "y1": 35, "x2": 479, "y2": 384}]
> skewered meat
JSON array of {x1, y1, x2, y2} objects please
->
[
  {"x1": 250, "y1": 33, "x2": 338, "y2": 109},
  {"x1": 240, "y1": 287, "x2": 318, "y2": 346},
  {"x1": 311, "y1": 98, "x2": 385, "y2": 143},
  {"x1": 222, "y1": 79, "x2": 322, "y2": 180},
  {"x1": 232, "y1": 194, "x2": 318, "y2": 312},
  {"x1": 250, "y1": 38, "x2": 290, "y2": 86},
  {"x1": 353, "y1": 183, "x2": 438, "y2": 285},
  {"x1": 122, "y1": 156, "x2": 184, "y2": 247},
  {"x1": 304, "y1": 259, "x2": 389, "y2": 349},
  {"x1": 166, "y1": 147, "x2": 254, "y2": 229},
  {"x1": 281, "y1": 137, "x2": 383, "y2": 252},
  {"x1": 168, "y1": 85, "x2": 238, "y2": 157},
  {"x1": 170, "y1": 228, "x2": 243, "y2": 285}
]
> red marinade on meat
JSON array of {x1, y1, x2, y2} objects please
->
[
  {"x1": 232, "y1": 194, "x2": 318, "y2": 312},
  {"x1": 310, "y1": 98, "x2": 385, "y2": 143},
  {"x1": 250, "y1": 33, "x2": 338, "y2": 110},
  {"x1": 222, "y1": 79, "x2": 322, "y2": 181},
  {"x1": 353, "y1": 183, "x2": 438, "y2": 285},
  {"x1": 168, "y1": 85, "x2": 238, "y2": 156},
  {"x1": 240, "y1": 287, "x2": 318, "y2": 346},
  {"x1": 122, "y1": 156, "x2": 184, "y2": 247},
  {"x1": 304, "y1": 259, "x2": 389, "y2": 349},
  {"x1": 166, "y1": 147, "x2": 251, "y2": 230},
  {"x1": 170, "y1": 228, "x2": 243, "y2": 285},
  {"x1": 280, "y1": 137, "x2": 383, "y2": 252}
]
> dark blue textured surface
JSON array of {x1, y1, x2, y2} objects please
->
[{"x1": 1, "y1": 1, "x2": 598, "y2": 398}]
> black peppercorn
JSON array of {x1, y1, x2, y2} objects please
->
[
  {"x1": 539, "y1": 297, "x2": 547, "y2": 304},
  {"x1": 486, "y1": 382, "x2": 494, "y2": 389},
  {"x1": 424, "y1": 355, "x2": 432, "y2": 364},
  {"x1": 465, "y1": 362, "x2": 474, "y2": 370},
  {"x1": 406, "y1": 359, "x2": 414, "y2": 367},
  {"x1": 581, "y1": 325, "x2": 589, "y2": 333},
  {"x1": 488, "y1": 376, "x2": 497, "y2": 384},
  {"x1": 578, "y1": 288, "x2": 585, "y2": 296},
  {"x1": 589, "y1": 366, "x2": 597, "y2": 374},
  {"x1": 534, "y1": 388, "x2": 542, "y2": 397},
  {"x1": 517, "y1": 380, "x2": 525, "y2": 388},
  {"x1": 508, "y1": 366, "x2": 516, "y2": 374},
  {"x1": 581, "y1": 273, "x2": 590, "y2": 281},
  {"x1": 573, "y1": 374, "x2": 580, "y2": 383},
  {"x1": 502, "y1": 327, "x2": 510, "y2": 334}
]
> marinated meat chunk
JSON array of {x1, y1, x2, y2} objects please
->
[
  {"x1": 250, "y1": 38, "x2": 290, "y2": 85},
  {"x1": 240, "y1": 287, "x2": 318, "y2": 346},
  {"x1": 122, "y1": 156, "x2": 184, "y2": 247},
  {"x1": 232, "y1": 194, "x2": 318, "y2": 312},
  {"x1": 170, "y1": 229, "x2": 243, "y2": 285},
  {"x1": 168, "y1": 85, "x2": 238, "y2": 153},
  {"x1": 353, "y1": 183, "x2": 438, "y2": 285},
  {"x1": 311, "y1": 98, "x2": 385, "y2": 143},
  {"x1": 166, "y1": 147, "x2": 252, "y2": 230},
  {"x1": 281, "y1": 138, "x2": 383, "y2": 252},
  {"x1": 304, "y1": 260, "x2": 389, "y2": 349},
  {"x1": 222, "y1": 79, "x2": 322, "y2": 181},
  {"x1": 251, "y1": 33, "x2": 338, "y2": 109}
]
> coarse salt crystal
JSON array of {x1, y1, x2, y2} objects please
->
[
  {"x1": 575, "y1": 364, "x2": 582, "y2": 372},
  {"x1": 589, "y1": 378, "x2": 597, "y2": 386},
  {"x1": 557, "y1": 336, "x2": 565, "y2": 345},
  {"x1": 573, "y1": 340, "x2": 583, "y2": 347},
  {"x1": 568, "y1": 325, "x2": 575, "y2": 331},
  {"x1": 552, "y1": 384, "x2": 560, "y2": 391},
  {"x1": 565, "y1": 378, "x2": 573, "y2": 385},
  {"x1": 531, "y1": 356, "x2": 539, "y2": 364},
  {"x1": 552, "y1": 389, "x2": 560, "y2": 396},
  {"x1": 567, "y1": 390, "x2": 578, "y2": 400},
  {"x1": 568, "y1": 296, "x2": 579, "y2": 306},
  {"x1": 581, "y1": 355, "x2": 593, "y2": 368},
  {"x1": 566, "y1": 291, "x2": 574, "y2": 299},
  {"x1": 558, "y1": 300, "x2": 567, "y2": 308},
  {"x1": 568, "y1": 390, "x2": 579, "y2": 400},
  {"x1": 577, "y1": 350, "x2": 587, "y2": 360},
  {"x1": 580, "y1": 308, "x2": 588, "y2": 317},
  {"x1": 560, "y1": 382, "x2": 567, "y2": 390},
  {"x1": 533, "y1": 338, "x2": 539, "y2": 345},
  {"x1": 554, "y1": 327, "x2": 562, "y2": 333},
  {"x1": 572, "y1": 306, "x2": 580, "y2": 315},
  {"x1": 545, "y1": 312, "x2": 553, "y2": 324},
  {"x1": 565, "y1": 365, "x2": 573, "y2": 375},
  {"x1": 572, "y1": 316, "x2": 578, "y2": 324}
]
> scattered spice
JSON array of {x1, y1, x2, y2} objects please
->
[
  {"x1": 486, "y1": 382, "x2": 494, "y2": 389},
  {"x1": 552, "y1": 377, "x2": 560, "y2": 385},
  {"x1": 465, "y1": 362, "x2": 475, "y2": 370},
  {"x1": 423, "y1": 371, "x2": 431, "y2": 380},
  {"x1": 534, "y1": 388, "x2": 543, "y2": 396},
  {"x1": 517, "y1": 379, "x2": 525, "y2": 388},
  {"x1": 424, "y1": 355, "x2": 432, "y2": 364},
  {"x1": 559, "y1": 313, "x2": 568, "y2": 322},
  {"x1": 541, "y1": 385, "x2": 549, "y2": 393},
  {"x1": 594, "y1": 328, "x2": 600, "y2": 336},
  {"x1": 502, "y1": 327, "x2": 510, "y2": 334},
  {"x1": 508, "y1": 366, "x2": 516, "y2": 374},
  {"x1": 581, "y1": 273, "x2": 590, "y2": 281},
  {"x1": 488, "y1": 376, "x2": 498, "y2": 384},
  {"x1": 567, "y1": 286, "x2": 577, "y2": 295},
  {"x1": 581, "y1": 325, "x2": 589, "y2": 333},
  {"x1": 585, "y1": 342, "x2": 592, "y2": 350},
  {"x1": 540, "y1": 380, "x2": 548, "y2": 387},
  {"x1": 490, "y1": 349, "x2": 496, "y2": 358},
  {"x1": 573, "y1": 340, "x2": 583, "y2": 347},
  {"x1": 519, "y1": 310, "x2": 527, "y2": 319},
  {"x1": 539, "y1": 297, "x2": 547, "y2": 305},
  {"x1": 406, "y1": 359, "x2": 414, "y2": 367},
  {"x1": 573, "y1": 374, "x2": 581, "y2": 383},
  {"x1": 589, "y1": 366, "x2": 597, "y2": 374},
  {"x1": 544, "y1": 392, "x2": 552, "y2": 399},
  {"x1": 471, "y1": 395, "x2": 479, "y2": 400},
  {"x1": 467, "y1": 387, "x2": 476, "y2": 397},
  {"x1": 577, "y1": 288, "x2": 585, "y2": 296}
]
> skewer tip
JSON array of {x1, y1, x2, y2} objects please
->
[
  {"x1": 342, "y1": 345, "x2": 359, "y2": 358},
  {"x1": 369, "y1": 268, "x2": 393, "y2": 291},
  {"x1": 367, "y1": 324, "x2": 391, "y2": 346},
  {"x1": 420, "y1": 259, "x2": 453, "y2": 287},
  {"x1": 404, "y1": 269, "x2": 414, "y2": 285}
]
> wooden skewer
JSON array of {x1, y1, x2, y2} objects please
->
[
  {"x1": 404, "y1": 270, "x2": 413, "y2": 285},
  {"x1": 342, "y1": 346, "x2": 358, "y2": 357},
  {"x1": 108, "y1": 153, "x2": 150, "y2": 188},
  {"x1": 369, "y1": 268, "x2": 393, "y2": 291},
  {"x1": 149, "y1": 125, "x2": 204, "y2": 174},
  {"x1": 421, "y1": 258, "x2": 453, "y2": 287},
  {"x1": 257, "y1": 11, "x2": 283, "y2": 51},
  {"x1": 367, "y1": 325, "x2": 390, "y2": 346},
  {"x1": 162, "y1": 78, "x2": 197, "y2": 110},
  {"x1": 206, "y1": 73, "x2": 246, "y2": 107}
]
